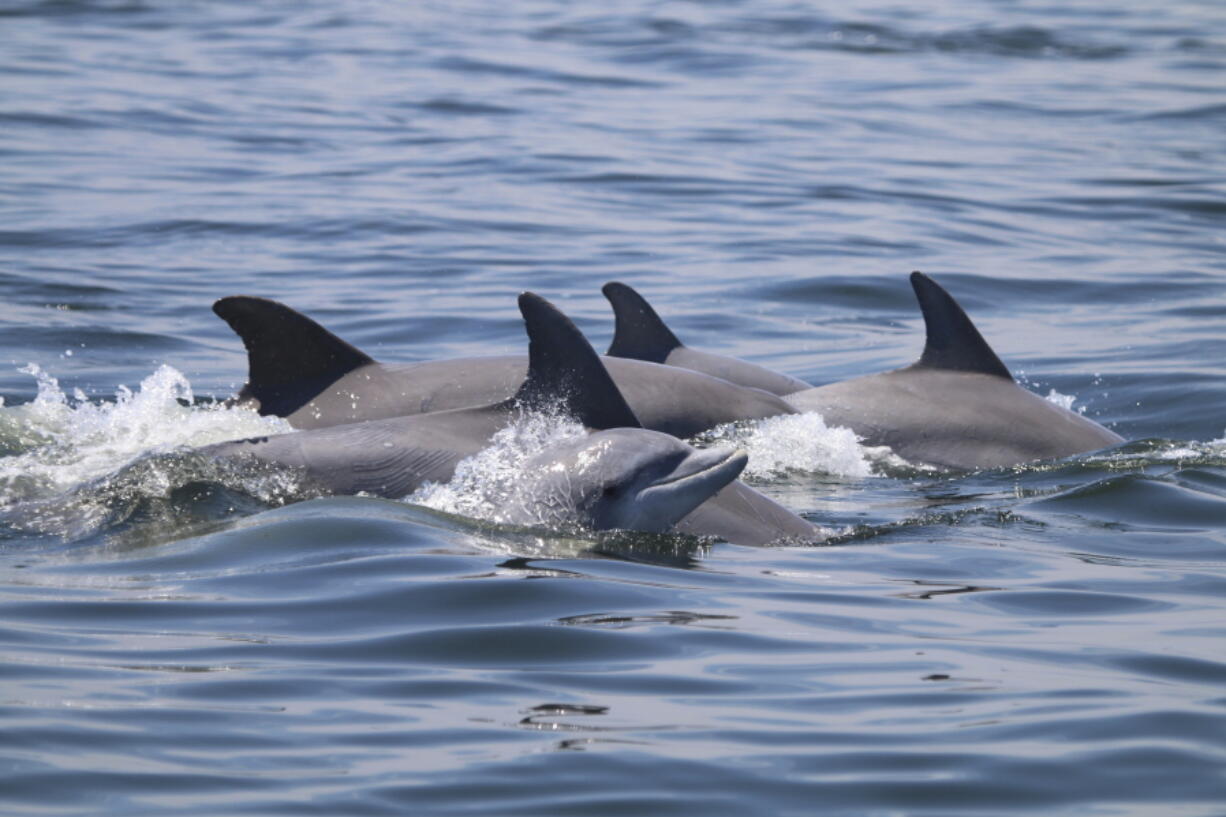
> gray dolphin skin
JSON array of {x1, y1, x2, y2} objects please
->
[
  {"x1": 504, "y1": 432, "x2": 815, "y2": 546},
  {"x1": 208, "y1": 292, "x2": 821, "y2": 544},
  {"x1": 785, "y1": 272, "x2": 1124, "y2": 470},
  {"x1": 674, "y1": 478, "x2": 823, "y2": 545},
  {"x1": 603, "y1": 281, "x2": 812, "y2": 396},
  {"x1": 214, "y1": 272, "x2": 1121, "y2": 473},
  {"x1": 595, "y1": 276, "x2": 1122, "y2": 470},
  {"x1": 213, "y1": 297, "x2": 796, "y2": 438},
  {"x1": 204, "y1": 293, "x2": 625, "y2": 499},
  {"x1": 503, "y1": 428, "x2": 749, "y2": 534}
]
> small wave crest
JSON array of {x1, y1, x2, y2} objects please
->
[
  {"x1": 1144, "y1": 435, "x2": 1226, "y2": 466},
  {"x1": 0, "y1": 363, "x2": 290, "y2": 507},
  {"x1": 1007, "y1": 437, "x2": 1226, "y2": 478},
  {"x1": 409, "y1": 408, "x2": 588, "y2": 527}
]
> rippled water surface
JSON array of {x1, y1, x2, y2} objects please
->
[{"x1": 3, "y1": 1, "x2": 1226, "y2": 814}]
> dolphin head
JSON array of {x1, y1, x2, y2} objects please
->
[{"x1": 508, "y1": 428, "x2": 748, "y2": 533}]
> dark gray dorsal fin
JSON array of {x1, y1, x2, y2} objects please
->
[
  {"x1": 602, "y1": 281, "x2": 683, "y2": 363},
  {"x1": 910, "y1": 272, "x2": 1012, "y2": 380},
  {"x1": 212, "y1": 296, "x2": 376, "y2": 417},
  {"x1": 514, "y1": 292, "x2": 642, "y2": 430}
]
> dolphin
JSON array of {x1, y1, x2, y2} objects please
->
[
  {"x1": 502, "y1": 428, "x2": 749, "y2": 534},
  {"x1": 598, "y1": 274, "x2": 1123, "y2": 470},
  {"x1": 783, "y1": 272, "x2": 1124, "y2": 470},
  {"x1": 206, "y1": 293, "x2": 821, "y2": 544},
  {"x1": 602, "y1": 281, "x2": 811, "y2": 396},
  {"x1": 504, "y1": 431, "x2": 814, "y2": 545},
  {"x1": 212, "y1": 296, "x2": 796, "y2": 438}
]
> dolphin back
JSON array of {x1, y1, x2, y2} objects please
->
[
  {"x1": 213, "y1": 296, "x2": 375, "y2": 417},
  {"x1": 603, "y1": 281, "x2": 682, "y2": 364},
  {"x1": 603, "y1": 281, "x2": 811, "y2": 396},
  {"x1": 515, "y1": 292, "x2": 641, "y2": 430},
  {"x1": 781, "y1": 273, "x2": 1125, "y2": 470},
  {"x1": 910, "y1": 271, "x2": 1012, "y2": 380},
  {"x1": 204, "y1": 291, "x2": 645, "y2": 500}
]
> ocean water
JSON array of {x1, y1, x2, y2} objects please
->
[{"x1": 3, "y1": 1, "x2": 1226, "y2": 814}]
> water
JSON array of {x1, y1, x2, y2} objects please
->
[{"x1": 3, "y1": 0, "x2": 1226, "y2": 813}]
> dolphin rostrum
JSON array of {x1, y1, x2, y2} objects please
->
[
  {"x1": 212, "y1": 296, "x2": 797, "y2": 438},
  {"x1": 207, "y1": 293, "x2": 821, "y2": 544}
]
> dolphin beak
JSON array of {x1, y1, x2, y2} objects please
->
[{"x1": 639, "y1": 445, "x2": 748, "y2": 526}]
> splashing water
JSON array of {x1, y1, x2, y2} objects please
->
[
  {"x1": 1016, "y1": 371, "x2": 1087, "y2": 416},
  {"x1": 699, "y1": 413, "x2": 899, "y2": 480},
  {"x1": 0, "y1": 363, "x2": 291, "y2": 507},
  {"x1": 1044, "y1": 388, "x2": 1082, "y2": 413},
  {"x1": 409, "y1": 409, "x2": 589, "y2": 526}
]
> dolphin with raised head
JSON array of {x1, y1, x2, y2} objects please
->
[
  {"x1": 503, "y1": 428, "x2": 749, "y2": 534},
  {"x1": 207, "y1": 293, "x2": 820, "y2": 544},
  {"x1": 212, "y1": 296, "x2": 796, "y2": 438},
  {"x1": 602, "y1": 281, "x2": 811, "y2": 396},
  {"x1": 501, "y1": 427, "x2": 815, "y2": 546},
  {"x1": 783, "y1": 272, "x2": 1124, "y2": 470}
]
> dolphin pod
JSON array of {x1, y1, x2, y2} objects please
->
[
  {"x1": 212, "y1": 296, "x2": 797, "y2": 437},
  {"x1": 205, "y1": 292, "x2": 821, "y2": 545},
  {"x1": 600, "y1": 272, "x2": 1123, "y2": 471},
  {"x1": 216, "y1": 272, "x2": 1122, "y2": 473},
  {"x1": 205, "y1": 273, "x2": 1125, "y2": 542}
]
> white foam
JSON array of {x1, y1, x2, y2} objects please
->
[
  {"x1": 1039, "y1": 436, "x2": 1226, "y2": 472},
  {"x1": 1043, "y1": 388, "x2": 1084, "y2": 413},
  {"x1": 1153, "y1": 435, "x2": 1226, "y2": 463},
  {"x1": 700, "y1": 412, "x2": 887, "y2": 479},
  {"x1": 0, "y1": 364, "x2": 290, "y2": 506},
  {"x1": 409, "y1": 409, "x2": 587, "y2": 525}
]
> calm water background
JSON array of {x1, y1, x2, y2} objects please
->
[{"x1": 3, "y1": 0, "x2": 1226, "y2": 814}]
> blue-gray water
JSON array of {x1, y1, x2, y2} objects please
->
[{"x1": 3, "y1": 1, "x2": 1226, "y2": 814}]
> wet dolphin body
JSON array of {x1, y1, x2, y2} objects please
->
[
  {"x1": 784, "y1": 273, "x2": 1124, "y2": 470},
  {"x1": 502, "y1": 428, "x2": 749, "y2": 534},
  {"x1": 212, "y1": 297, "x2": 796, "y2": 438},
  {"x1": 602, "y1": 281, "x2": 812, "y2": 396},
  {"x1": 605, "y1": 274, "x2": 1123, "y2": 471},
  {"x1": 207, "y1": 293, "x2": 821, "y2": 545}
]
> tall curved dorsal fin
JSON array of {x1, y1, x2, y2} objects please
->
[
  {"x1": 514, "y1": 292, "x2": 642, "y2": 430},
  {"x1": 213, "y1": 296, "x2": 375, "y2": 417},
  {"x1": 602, "y1": 281, "x2": 683, "y2": 364},
  {"x1": 910, "y1": 272, "x2": 1012, "y2": 380}
]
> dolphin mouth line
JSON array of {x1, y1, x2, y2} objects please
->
[{"x1": 650, "y1": 447, "x2": 748, "y2": 493}]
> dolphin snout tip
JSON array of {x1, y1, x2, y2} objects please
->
[
  {"x1": 711, "y1": 446, "x2": 749, "y2": 482},
  {"x1": 729, "y1": 448, "x2": 749, "y2": 477}
]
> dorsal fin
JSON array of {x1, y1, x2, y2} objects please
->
[
  {"x1": 514, "y1": 292, "x2": 642, "y2": 430},
  {"x1": 602, "y1": 281, "x2": 683, "y2": 363},
  {"x1": 910, "y1": 272, "x2": 1012, "y2": 380},
  {"x1": 212, "y1": 296, "x2": 376, "y2": 417}
]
